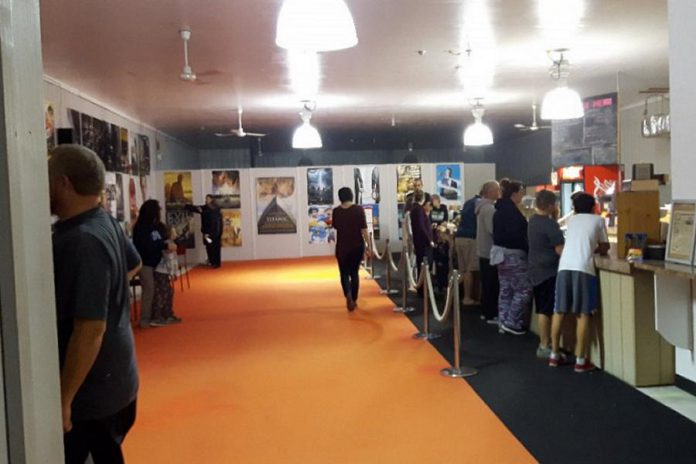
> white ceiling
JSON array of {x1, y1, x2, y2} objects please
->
[{"x1": 40, "y1": 0, "x2": 669, "y2": 147}]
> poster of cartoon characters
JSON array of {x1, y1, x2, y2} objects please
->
[{"x1": 308, "y1": 205, "x2": 335, "y2": 244}]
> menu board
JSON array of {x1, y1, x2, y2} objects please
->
[
  {"x1": 552, "y1": 92, "x2": 618, "y2": 169},
  {"x1": 666, "y1": 201, "x2": 696, "y2": 265}
]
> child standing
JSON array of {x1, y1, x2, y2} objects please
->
[
  {"x1": 528, "y1": 190, "x2": 564, "y2": 359},
  {"x1": 549, "y1": 193, "x2": 609, "y2": 372},
  {"x1": 151, "y1": 226, "x2": 183, "y2": 326},
  {"x1": 433, "y1": 226, "x2": 451, "y2": 293}
]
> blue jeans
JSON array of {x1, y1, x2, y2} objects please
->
[
  {"x1": 497, "y1": 252, "x2": 533, "y2": 330},
  {"x1": 337, "y1": 246, "x2": 364, "y2": 301}
]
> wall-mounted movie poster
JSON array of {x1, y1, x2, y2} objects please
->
[
  {"x1": 396, "y1": 164, "x2": 422, "y2": 203},
  {"x1": 436, "y1": 164, "x2": 462, "y2": 204},
  {"x1": 363, "y1": 204, "x2": 380, "y2": 240},
  {"x1": 397, "y1": 203, "x2": 406, "y2": 240},
  {"x1": 256, "y1": 177, "x2": 297, "y2": 235},
  {"x1": 211, "y1": 170, "x2": 241, "y2": 208},
  {"x1": 103, "y1": 172, "x2": 118, "y2": 219},
  {"x1": 120, "y1": 128, "x2": 130, "y2": 174},
  {"x1": 308, "y1": 205, "x2": 335, "y2": 244},
  {"x1": 108, "y1": 124, "x2": 120, "y2": 173},
  {"x1": 45, "y1": 103, "x2": 56, "y2": 157},
  {"x1": 138, "y1": 134, "x2": 151, "y2": 176},
  {"x1": 68, "y1": 109, "x2": 81, "y2": 142},
  {"x1": 140, "y1": 175, "x2": 148, "y2": 201},
  {"x1": 354, "y1": 166, "x2": 380, "y2": 205},
  {"x1": 80, "y1": 114, "x2": 97, "y2": 154},
  {"x1": 164, "y1": 171, "x2": 193, "y2": 205},
  {"x1": 128, "y1": 177, "x2": 138, "y2": 224},
  {"x1": 222, "y1": 209, "x2": 242, "y2": 247},
  {"x1": 307, "y1": 168, "x2": 334, "y2": 205},
  {"x1": 115, "y1": 173, "x2": 125, "y2": 222},
  {"x1": 131, "y1": 134, "x2": 140, "y2": 177}
]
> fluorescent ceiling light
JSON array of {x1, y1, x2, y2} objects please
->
[
  {"x1": 292, "y1": 106, "x2": 322, "y2": 149},
  {"x1": 288, "y1": 50, "x2": 320, "y2": 98},
  {"x1": 541, "y1": 86, "x2": 584, "y2": 120},
  {"x1": 463, "y1": 104, "x2": 493, "y2": 146},
  {"x1": 276, "y1": 0, "x2": 358, "y2": 52}
]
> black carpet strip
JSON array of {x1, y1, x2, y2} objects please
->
[{"x1": 370, "y1": 255, "x2": 696, "y2": 464}]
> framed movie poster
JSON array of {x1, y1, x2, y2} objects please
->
[
  {"x1": 256, "y1": 177, "x2": 297, "y2": 235},
  {"x1": 222, "y1": 209, "x2": 242, "y2": 247},
  {"x1": 211, "y1": 170, "x2": 241, "y2": 208},
  {"x1": 307, "y1": 168, "x2": 334, "y2": 205},
  {"x1": 435, "y1": 164, "x2": 462, "y2": 203},
  {"x1": 666, "y1": 200, "x2": 696, "y2": 265},
  {"x1": 396, "y1": 164, "x2": 421, "y2": 203}
]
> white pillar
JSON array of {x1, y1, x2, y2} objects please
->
[
  {"x1": 0, "y1": 0, "x2": 64, "y2": 461},
  {"x1": 669, "y1": 0, "x2": 696, "y2": 383}
]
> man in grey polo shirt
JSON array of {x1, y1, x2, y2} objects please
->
[{"x1": 50, "y1": 144, "x2": 142, "y2": 463}]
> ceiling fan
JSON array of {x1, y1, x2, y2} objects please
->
[
  {"x1": 215, "y1": 108, "x2": 267, "y2": 138},
  {"x1": 514, "y1": 103, "x2": 551, "y2": 132},
  {"x1": 179, "y1": 29, "x2": 221, "y2": 85}
]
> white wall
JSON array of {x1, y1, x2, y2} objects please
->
[
  {"x1": 669, "y1": 0, "x2": 696, "y2": 382},
  {"x1": 163, "y1": 162, "x2": 495, "y2": 261}
]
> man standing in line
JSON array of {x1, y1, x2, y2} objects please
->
[
  {"x1": 476, "y1": 180, "x2": 501, "y2": 324},
  {"x1": 407, "y1": 178, "x2": 431, "y2": 206},
  {"x1": 188, "y1": 195, "x2": 223, "y2": 268},
  {"x1": 50, "y1": 145, "x2": 142, "y2": 463},
  {"x1": 455, "y1": 191, "x2": 481, "y2": 306}
]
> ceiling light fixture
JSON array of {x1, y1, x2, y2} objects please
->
[
  {"x1": 292, "y1": 102, "x2": 322, "y2": 149},
  {"x1": 276, "y1": 0, "x2": 358, "y2": 52},
  {"x1": 541, "y1": 49, "x2": 584, "y2": 120},
  {"x1": 288, "y1": 50, "x2": 320, "y2": 98},
  {"x1": 463, "y1": 100, "x2": 494, "y2": 146}
]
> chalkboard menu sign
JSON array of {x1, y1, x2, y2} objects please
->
[{"x1": 551, "y1": 92, "x2": 618, "y2": 169}]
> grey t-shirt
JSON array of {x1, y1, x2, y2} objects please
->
[
  {"x1": 53, "y1": 207, "x2": 141, "y2": 421},
  {"x1": 528, "y1": 214, "x2": 565, "y2": 286}
]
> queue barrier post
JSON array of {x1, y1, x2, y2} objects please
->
[
  {"x1": 393, "y1": 247, "x2": 415, "y2": 314},
  {"x1": 379, "y1": 239, "x2": 399, "y2": 295},
  {"x1": 413, "y1": 258, "x2": 441, "y2": 340},
  {"x1": 366, "y1": 232, "x2": 381, "y2": 280},
  {"x1": 440, "y1": 269, "x2": 478, "y2": 378}
]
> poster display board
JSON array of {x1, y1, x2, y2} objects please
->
[
  {"x1": 354, "y1": 166, "x2": 381, "y2": 239},
  {"x1": 666, "y1": 201, "x2": 696, "y2": 265},
  {"x1": 257, "y1": 177, "x2": 297, "y2": 235},
  {"x1": 164, "y1": 171, "x2": 195, "y2": 248}
]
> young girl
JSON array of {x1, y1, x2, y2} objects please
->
[{"x1": 151, "y1": 226, "x2": 183, "y2": 326}]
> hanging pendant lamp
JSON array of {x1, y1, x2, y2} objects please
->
[
  {"x1": 292, "y1": 103, "x2": 322, "y2": 149},
  {"x1": 276, "y1": 0, "x2": 358, "y2": 52},
  {"x1": 463, "y1": 102, "x2": 494, "y2": 146},
  {"x1": 540, "y1": 50, "x2": 584, "y2": 120}
]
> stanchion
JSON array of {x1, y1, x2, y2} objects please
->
[
  {"x1": 413, "y1": 258, "x2": 441, "y2": 340},
  {"x1": 440, "y1": 270, "x2": 478, "y2": 378},
  {"x1": 393, "y1": 248, "x2": 415, "y2": 313},
  {"x1": 379, "y1": 239, "x2": 399, "y2": 295},
  {"x1": 364, "y1": 233, "x2": 381, "y2": 280}
]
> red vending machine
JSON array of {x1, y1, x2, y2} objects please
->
[{"x1": 553, "y1": 165, "x2": 621, "y2": 217}]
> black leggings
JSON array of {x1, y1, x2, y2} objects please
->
[{"x1": 337, "y1": 247, "x2": 364, "y2": 301}]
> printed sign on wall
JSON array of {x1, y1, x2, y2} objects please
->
[
  {"x1": 396, "y1": 164, "x2": 422, "y2": 204},
  {"x1": 211, "y1": 170, "x2": 241, "y2": 208},
  {"x1": 435, "y1": 164, "x2": 462, "y2": 204},
  {"x1": 164, "y1": 171, "x2": 195, "y2": 248},
  {"x1": 354, "y1": 166, "x2": 380, "y2": 239},
  {"x1": 222, "y1": 209, "x2": 243, "y2": 247}
]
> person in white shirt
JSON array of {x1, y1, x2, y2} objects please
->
[{"x1": 549, "y1": 193, "x2": 610, "y2": 373}]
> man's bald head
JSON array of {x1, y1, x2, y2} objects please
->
[{"x1": 49, "y1": 144, "x2": 105, "y2": 196}]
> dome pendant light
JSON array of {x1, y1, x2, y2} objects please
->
[
  {"x1": 292, "y1": 102, "x2": 322, "y2": 149},
  {"x1": 276, "y1": 0, "x2": 358, "y2": 52},
  {"x1": 540, "y1": 49, "x2": 584, "y2": 120},
  {"x1": 463, "y1": 101, "x2": 494, "y2": 146}
]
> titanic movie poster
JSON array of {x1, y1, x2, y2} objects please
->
[
  {"x1": 308, "y1": 205, "x2": 335, "y2": 244},
  {"x1": 256, "y1": 177, "x2": 297, "y2": 235},
  {"x1": 354, "y1": 166, "x2": 381, "y2": 239},
  {"x1": 222, "y1": 209, "x2": 243, "y2": 247},
  {"x1": 211, "y1": 170, "x2": 241, "y2": 208},
  {"x1": 307, "y1": 168, "x2": 334, "y2": 205},
  {"x1": 164, "y1": 171, "x2": 195, "y2": 248},
  {"x1": 396, "y1": 164, "x2": 422, "y2": 203},
  {"x1": 435, "y1": 164, "x2": 462, "y2": 204}
]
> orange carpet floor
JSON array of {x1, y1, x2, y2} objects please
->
[{"x1": 124, "y1": 257, "x2": 535, "y2": 464}]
